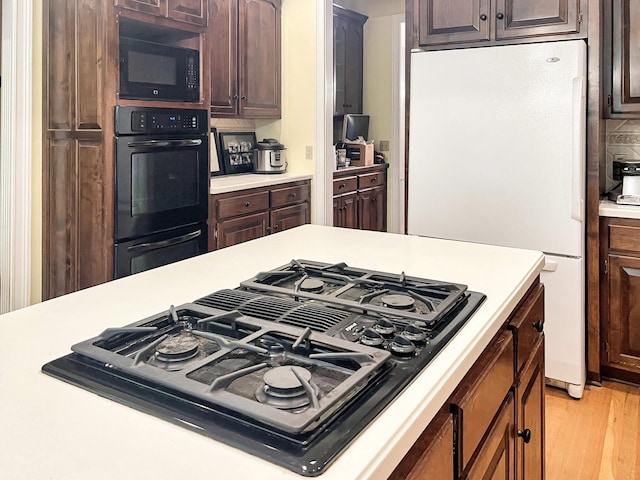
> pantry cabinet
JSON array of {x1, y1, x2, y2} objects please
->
[
  {"x1": 600, "y1": 217, "x2": 640, "y2": 384},
  {"x1": 413, "y1": 0, "x2": 583, "y2": 47},
  {"x1": 115, "y1": 0, "x2": 208, "y2": 27},
  {"x1": 209, "y1": 0, "x2": 281, "y2": 118},
  {"x1": 333, "y1": 165, "x2": 388, "y2": 232},
  {"x1": 610, "y1": 0, "x2": 640, "y2": 117},
  {"x1": 333, "y1": 5, "x2": 367, "y2": 116},
  {"x1": 392, "y1": 278, "x2": 545, "y2": 480},
  {"x1": 208, "y1": 180, "x2": 310, "y2": 251}
]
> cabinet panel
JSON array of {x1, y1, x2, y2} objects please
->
[
  {"x1": 417, "y1": 0, "x2": 491, "y2": 46},
  {"x1": 76, "y1": 0, "x2": 104, "y2": 130},
  {"x1": 358, "y1": 186, "x2": 385, "y2": 232},
  {"x1": 609, "y1": 223, "x2": 640, "y2": 252},
  {"x1": 115, "y1": 0, "x2": 165, "y2": 16},
  {"x1": 334, "y1": 192, "x2": 358, "y2": 229},
  {"x1": 466, "y1": 393, "x2": 515, "y2": 480},
  {"x1": 508, "y1": 283, "x2": 544, "y2": 375},
  {"x1": 210, "y1": 0, "x2": 238, "y2": 115},
  {"x1": 215, "y1": 211, "x2": 269, "y2": 249},
  {"x1": 611, "y1": 0, "x2": 640, "y2": 116},
  {"x1": 270, "y1": 183, "x2": 310, "y2": 208},
  {"x1": 495, "y1": 0, "x2": 579, "y2": 40},
  {"x1": 333, "y1": 176, "x2": 358, "y2": 196},
  {"x1": 270, "y1": 203, "x2": 310, "y2": 234},
  {"x1": 216, "y1": 191, "x2": 270, "y2": 219},
  {"x1": 607, "y1": 254, "x2": 640, "y2": 374},
  {"x1": 333, "y1": 6, "x2": 367, "y2": 115},
  {"x1": 168, "y1": 0, "x2": 207, "y2": 26},
  {"x1": 46, "y1": 1, "x2": 75, "y2": 131}
]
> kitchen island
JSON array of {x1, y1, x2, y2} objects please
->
[{"x1": 0, "y1": 225, "x2": 543, "y2": 479}]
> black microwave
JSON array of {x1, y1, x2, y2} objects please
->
[{"x1": 119, "y1": 37, "x2": 199, "y2": 102}]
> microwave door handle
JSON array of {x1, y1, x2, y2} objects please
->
[
  {"x1": 127, "y1": 139, "x2": 203, "y2": 148},
  {"x1": 127, "y1": 229, "x2": 202, "y2": 253}
]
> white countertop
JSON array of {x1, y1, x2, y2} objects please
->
[
  {"x1": 210, "y1": 172, "x2": 313, "y2": 195},
  {"x1": 599, "y1": 199, "x2": 640, "y2": 219},
  {"x1": 0, "y1": 225, "x2": 543, "y2": 480}
]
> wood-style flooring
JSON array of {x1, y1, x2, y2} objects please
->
[{"x1": 545, "y1": 381, "x2": 640, "y2": 479}]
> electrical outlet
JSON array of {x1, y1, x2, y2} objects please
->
[
  {"x1": 379, "y1": 140, "x2": 390, "y2": 152},
  {"x1": 305, "y1": 145, "x2": 313, "y2": 160}
]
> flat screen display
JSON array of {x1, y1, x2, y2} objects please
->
[{"x1": 128, "y1": 50, "x2": 177, "y2": 86}]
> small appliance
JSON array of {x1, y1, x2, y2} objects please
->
[
  {"x1": 613, "y1": 160, "x2": 640, "y2": 205},
  {"x1": 255, "y1": 138, "x2": 287, "y2": 173}
]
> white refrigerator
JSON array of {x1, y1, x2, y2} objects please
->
[{"x1": 407, "y1": 40, "x2": 586, "y2": 398}]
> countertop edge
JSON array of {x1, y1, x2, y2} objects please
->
[
  {"x1": 599, "y1": 199, "x2": 640, "y2": 219},
  {"x1": 210, "y1": 172, "x2": 313, "y2": 195}
]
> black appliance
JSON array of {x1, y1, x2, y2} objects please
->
[
  {"x1": 114, "y1": 106, "x2": 209, "y2": 278},
  {"x1": 42, "y1": 260, "x2": 486, "y2": 476},
  {"x1": 119, "y1": 37, "x2": 199, "y2": 102}
]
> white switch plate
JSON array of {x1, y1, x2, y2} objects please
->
[
  {"x1": 379, "y1": 140, "x2": 390, "y2": 151},
  {"x1": 305, "y1": 146, "x2": 313, "y2": 160}
]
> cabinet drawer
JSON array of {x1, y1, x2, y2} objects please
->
[
  {"x1": 271, "y1": 183, "x2": 310, "y2": 208},
  {"x1": 333, "y1": 176, "x2": 358, "y2": 195},
  {"x1": 216, "y1": 191, "x2": 269, "y2": 219},
  {"x1": 359, "y1": 172, "x2": 383, "y2": 189},
  {"x1": 450, "y1": 329, "x2": 514, "y2": 473},
  {"x1": 508, "y1": 283, "x2": 544, "y2": 376},
  {"x1": 609, "y1": 224, "x2": 640, "y2": 252}
]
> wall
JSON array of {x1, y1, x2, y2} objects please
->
[{"x1": 605, "y1": 120, "x2": 640, "y2": 192}]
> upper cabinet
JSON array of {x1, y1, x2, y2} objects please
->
[
  {"x1": 414, "y1": 0, "x2": 583, "y2": 47},
  {"x1": 115, "y1": 0, "x2": 208, "y2": 27},
  {"x1": 333, "y1": 6, "x2": 367, "y2": 116},
  {"x1": 209, "y1": 0, "x2": 282, "y2": 118},
  {"x1": 610, "y1": 0, "x2": 640, "y2": 117}
]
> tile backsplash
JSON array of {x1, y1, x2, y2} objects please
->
[{"x1": 606, "y1": 120, "x2": 640, "y2": 192}]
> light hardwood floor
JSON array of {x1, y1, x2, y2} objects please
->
[{"x1": 545, "y1": 381, "x2": 640, "y2": 479}]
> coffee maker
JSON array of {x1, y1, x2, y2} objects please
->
[{"x1": 612, "y1": 160, "x2": 640, "y2": 205}]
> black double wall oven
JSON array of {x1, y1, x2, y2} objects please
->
[{"x1": 114, "y1": 106, "x2": 209, "y2": 278}]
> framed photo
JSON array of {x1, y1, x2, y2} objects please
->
[
  {"x1": 218, "y1": 131, "x2": 256, "y2": 175},
  {"x1": 210, "y1": 128, "x2": 224, "y2": 176}
]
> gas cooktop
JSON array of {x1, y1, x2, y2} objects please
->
[{"x1": 42, "y1": 260, "x2": 485, "y2": 476}]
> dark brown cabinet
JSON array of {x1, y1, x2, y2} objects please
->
[
  {"x1": 115, "y1": 0, "x2": 208, "y2": 26},
  {"x1": 208, "y1": 180, "x2": 310, "y2": 251},
  {"x1": 610, "y1": 0, "x2": 640, "y2": 116},
  {"x1": 414, "y1": 0, "x2": 582, "y2": 47},
  {"x1": 333, "y1": 6, "x2": 367, "y2": 115},
  {"x1": 600, "y1": 217, "x2": 640, "y2": 384},
  {"x1": 209, "y1": 0, "x2": 281, "y2": 118},
  {"x1": 333, "y1": 165, "x2": 387, "y2": 232}
]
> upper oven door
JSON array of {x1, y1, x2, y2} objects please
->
[{"x1": 115, "y1": 133, "x2": 209, "y2": 241}]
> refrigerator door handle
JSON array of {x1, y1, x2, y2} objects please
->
[{"x1": 571, "y1": 75, "x2": 586, "y2": 222}]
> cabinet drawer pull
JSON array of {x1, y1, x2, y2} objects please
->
[
  {"x1": 339, "y1": 183, "x2": 346, "y2": 189},
  {"x1": 244, "y1": 202, "x2": 250, "y2": 207},
  {"x1": 518, "y1": 429, "x2": 532, "y2": 444},
  {"x1": 370, "y1": 177, "x2": 376, "y2": 183},
  {"x1": 533, "y1": 320, "x2": 544, "y2": 333},
  {"x1": 289, "y1": 192, "x2": 297, "y2": 198}
]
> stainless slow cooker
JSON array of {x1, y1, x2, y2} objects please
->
[{"x1": 254, "y1": 138, "x2": 287, "y2": 174}]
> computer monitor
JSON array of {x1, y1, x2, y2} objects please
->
[{"x1": 342, "y1": 114, "x2": 369, "y2": 142}]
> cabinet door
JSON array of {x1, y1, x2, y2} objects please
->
[
  {"x1": 494, "y1": 0, "x2": 580, "y2": 40},
  {"x1": 115, "y1": 0, "x2": 166, "y2": 17},
  {"x1": 466, "y1": 393, "x2": 515, "y2": 480},
  {"x1": 358, "y1": 186, "x2": 386, "y2": 232},
  {"x1": 606, "y1": 254, "x2": 640, "y2": 376},
  {"x1": 333, "y1": 193, "x2": 358, "y2": 229},
  {"x1": 611, "y1": 0, "x2": 640, "y2": 116},
  {"x1": 270, "y1": 203, "x2": 310, "y2": 234},
  {"x1": 516, "y1": 341, "x2": 545, "y2": 480},
  {"x1": 168, "y1": 0, "x2": 207, "y2": 26},
  {"x1": 215, "y1": 211, "x2": 269, "y2": 249},
  {"x1": 333, "y1": 11, "x2": 365, "y2": 115},
  {"x1": 238, "y1": 0, "x2": 281, "y2": 118},
  {"x1": 210, "y1": 0, "x2": 238, "y2": 116},
  {"x1": 416, "y1": 0, "x2": 491, "y2": 46}
]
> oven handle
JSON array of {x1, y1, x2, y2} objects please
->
[
  {"x1": 127, "y1": 229, "x2": 202, "y2": 253},
  {"x1": 127, "y1": 139, "x2": 203, "y2": 148}
]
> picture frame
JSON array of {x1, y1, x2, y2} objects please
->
[
  {"x1": 210, "y1": 128, "x2": 224, "y2": 176},
  {"x1": 218, "y1": 131, "x2": 257, "y2": 175}
]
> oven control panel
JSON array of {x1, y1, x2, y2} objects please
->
[
  {"x1": 132, "y1": 112, "x2": 198, "y2": 131},
  {"x1": 115, "y1": 106, "x2": 208, "y2": 135}
]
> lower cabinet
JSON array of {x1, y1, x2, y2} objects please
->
[
  {"x1": 392, "y1": 278, "x2": 545, "y2": 479},
  {"x1": 333, "y1": 165, "x2": 388, "y2": 231},
  {"x1": 600, "y1": 217, "x2": 640, "y2": 384},
  {"x1": 209, "y1": 180, "x2": 310, "y2": 251}
]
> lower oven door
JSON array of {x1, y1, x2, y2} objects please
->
[
  {"x1": 115, "y1": 134, "x2": 209, "y2": 241},
  {"x1": 114, "y1": 223, "x2": 208, "y2": 279}
]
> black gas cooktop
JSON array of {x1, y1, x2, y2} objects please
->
[{"x1": 42, "y1": 260, "x2": 485, "y2": 476}]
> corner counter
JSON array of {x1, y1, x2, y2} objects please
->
[{"x1": 0, "y1": 226, "x2": 544, "y2": 480}]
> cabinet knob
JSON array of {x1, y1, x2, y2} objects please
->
[
  {"x1": 240, "y1": 96, "x2": 247, "y2": 100},
  {"x1": 273, "y1": 225, "x2": 279, "y2": 230},
  {"x1": 290, "y1": 192, "x2": 297, "y2": 198},
  {"x1": 533, "y1": 320, "x2": 544, "y2": 333},
  {"x1": 266, "y1": 226, "x2": 272, "y2": 233},
  {"x1": 233, "y1": 95, "x2": 239, "y2": 99},
  {"x1": 244, "y1": 202, "x2": 250, "y2": 207},
  {"x1": 371, "y1": 177, "x2": 377, "y2": 183},
  {"x1": 480, "y1": 13, "x2": 487, "y2": 21},
  {"x1": 518, "y1": 429, "x2": 532, "y2": 444},
  {"x1": 496, "y1": 12, "x2": 504, "y2": 20},
  {"x1": 339, "y1": 183, "x2": 346, "y2": 189}
]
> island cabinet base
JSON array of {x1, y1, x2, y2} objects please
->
[{"x1": 391, "y1": 279, "x2": 545, "y2": 479}]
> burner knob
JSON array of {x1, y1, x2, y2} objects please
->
[
  {"x1": 360, "y1": 328, "x2": 385, "y2": 347},
  {"x1": 373, "y1": 319, "x2": 396, "y2": 336},
  {"x1": 389, "y1": 335, "x2": 416, "y2": 357},
  {"x1": 402, "y1": 324, "x2": 427, "y2": 343}
]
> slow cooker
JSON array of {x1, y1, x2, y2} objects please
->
[{"x1": 254, "y1": 138, "x2": 287, "y2": 174}]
